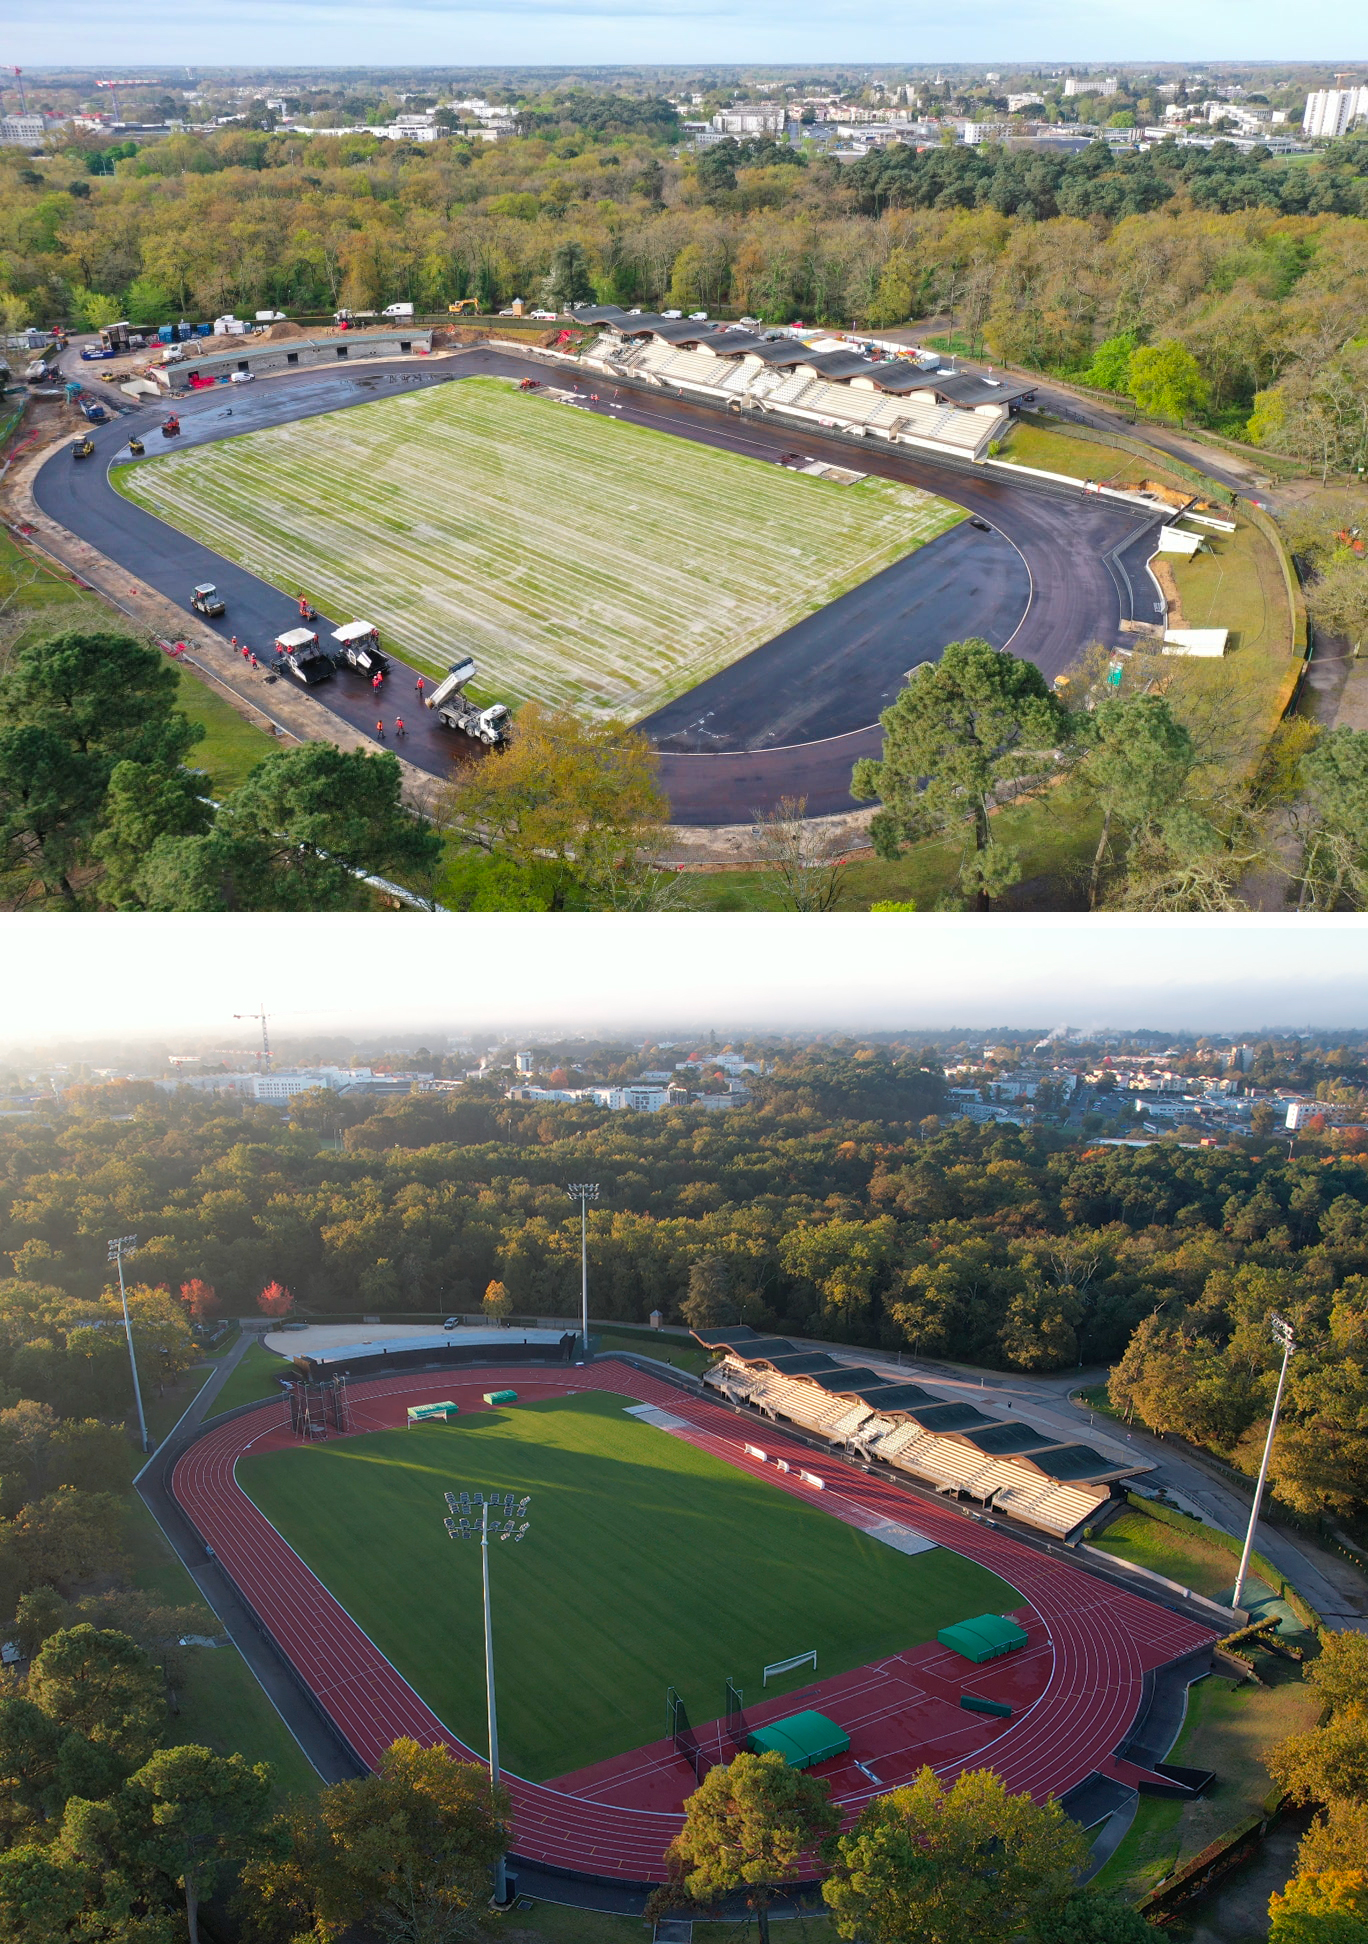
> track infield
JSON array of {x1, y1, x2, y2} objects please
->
[
  {"x1": 112, "y1": 375, "x2": 963, "y2": 720},
  {"x1": 236, "y1": 1388, "x2": 1015, "y2": 1781}
]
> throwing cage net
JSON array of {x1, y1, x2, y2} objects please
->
[
  {"x1": 725, "y1": 1678, "x2": 747, "y2": 1751},
  {"x1": 667, "y1": 1687, "x2": 710, "y2": 1783},
  {"x1": 286, "y1": 1375, "x2": 351, "y2": 1440}
]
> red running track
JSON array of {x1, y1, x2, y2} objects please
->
[{"x1": 171, "y1": 1363, "x2": 1215, "y2": 1882}]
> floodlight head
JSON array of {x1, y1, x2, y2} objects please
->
[
  {"x1": 565, "y1": 1182, "x2": 600, "y2": 1203},
  {"x1": 516, "y1": 1496, "x2": 531, "y2": 1514},
  {"x1": 443, "y1": 1516, "x2": 456, "y2": 1534},
  {"x1": 1270, "y1": 1311, "x2": 1295, "y2": 1350},
  {"x1": 106, "y1": 1234, "x2": 137, "y2": 1261},
  {"x1": 444, "y1": 1492, "x2": 458, "y2": 1511}
]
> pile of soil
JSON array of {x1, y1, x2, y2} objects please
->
[
  {"x1": 432, "y1": 326, "x2": 491, "y2": 348},
  {"x1": 261, "y1": 319, "x2": 307, "y2": 341}
]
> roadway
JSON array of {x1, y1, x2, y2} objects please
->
[{"x1": 35, "y1": 346, "x2": 1164, "y2": 825}]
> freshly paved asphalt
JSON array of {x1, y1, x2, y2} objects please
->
[{"x1": 35, "y1": 348, "x2": 1163, "y2": 824}]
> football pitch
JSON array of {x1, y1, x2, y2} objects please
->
[
  {"x1": 114, "y1": 376, "x2": 963, "y2": 720},
  {"x1": 237, "y1": 1392, "x2": 1018, "y2": 1780}
]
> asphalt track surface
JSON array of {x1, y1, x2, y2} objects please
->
[
  {"x1": 172, "y1": 1362, "x2": 1214, "y2": 1883},
  {"x1": 36, "y1": 350, "x2": 1164, "y2": 823}
]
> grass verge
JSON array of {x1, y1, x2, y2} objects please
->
[
  {"x1": 210, "y1": 1337, "x2": 291, "y2": 1416},
  {"x1": 123, "y1": 1495, "x2": 319, "y2": 1797},
  {"x1": 690, "y1": 777, "x2": 1100, "y2": 911},
  {"x1": 238, "y1": 1389, "x2": 1018, "y2": 1780},
  {"x1": 1090, "y1": 1661, "x2": 1318, "y2": 1901}
]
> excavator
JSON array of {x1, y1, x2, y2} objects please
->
[{"x1": 448, "y1": 299, "x2": 478, "y2": 316}]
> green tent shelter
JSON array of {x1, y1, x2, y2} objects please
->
[
  {"x1": 746, "y1": 1710, "x2": 850, "y2": 1770},
  {"x1": 937, "y1": 1613, "x2": 1028, "y2": 1664}
]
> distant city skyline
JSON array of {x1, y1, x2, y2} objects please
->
[
  {"x1": 7, "y1": 3, "x2": 1367, "y2": 68},
  {"x1": 1, "y1": 915, "x2": 1365, "y2": 1045}
]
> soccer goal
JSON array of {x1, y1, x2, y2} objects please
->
[{"x1": 762, "y1": 1650, "x2": 817, "y2": 1687}]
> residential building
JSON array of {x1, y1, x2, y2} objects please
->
[
  {"x1": 1303, "y1": 86, "x2": 1368, "y2": 138},
  {"x1": 1064, "y1": 75, "x2": 1117, "y2": 97},
  {"x1": 711, "y1": 105, "x2": 787, "y2": 134},
  {"x1": 1285, "y1": 1100, "x2": 1364, "y2": 1129}
]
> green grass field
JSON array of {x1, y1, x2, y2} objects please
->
[
  {"x1": 238, "y1": 1391, "x2": 1016, "y2": 1781},
  {"x1": 112, "y1": 376, "x2": 962, "y2": 721}
]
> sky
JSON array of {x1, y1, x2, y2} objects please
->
[
  {"x1": 2, "y1": 914, "x2": 1365, "y2": 1051},
  {"x1": 7, "y1": 2, "x2": 1366, "y2": 68}
]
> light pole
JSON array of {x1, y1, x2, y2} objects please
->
[
  {"x1": 444, "y1": 1489, "x2": 531, "y2": 1907},
  {"x1": 1231, "y1": 1311, "x2": 1296, "y2": 1613},
  {"x1": 107, "y1": 1234, "x2": 148, "y2": 1453},
  {"x1": 565, "y1": 1183, "x2": 599, "y2": 1358}
]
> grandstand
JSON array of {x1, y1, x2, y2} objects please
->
[
  {"x1": 694, "y1": 1327, "x2": 1147, "y2": 1539},
  {"x1": 571, "y1": 308, "x2": 1038, "y2": 464}
]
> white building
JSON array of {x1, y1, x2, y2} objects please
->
[
  {"x1": 0, "y1": 115, "x2": 50, "y2": 145},
  {"x1": 1285, "y1": 1099, "x2": 1363, "y2": 1129},
  {"x1": 1008, "y1": 94, "x2": 1045, "y2": 113},
  {"x1": 1303, "y1": 87, "x2": 1368, "y2": 138},
  {"x1": 1064, "y1": 76, "x2": 1117, "y2": 98},
  {"x1": 711, "y1": 105, "x2": 787, "y2": 134}
]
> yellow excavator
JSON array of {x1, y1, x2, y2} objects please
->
[{"x1": 448, "y1": 299, "x2": 478, "y2": 316}]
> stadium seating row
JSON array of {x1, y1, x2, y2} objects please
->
[
  {"x1": 583, "y1": 333, "x2": 1006, "y2": 461},
  {"x1": 706, "y1": 1356, "x2": 1111, "y2": 1540}
]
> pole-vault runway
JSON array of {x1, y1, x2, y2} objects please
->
[
  {"x1": 33, "y1": 349, "x2": 1162, "y2": 823},
  {"x1": 171, "y1": 1361, "x2": 1214, "y2": 1883}
]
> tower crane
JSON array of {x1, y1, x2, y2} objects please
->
[
  {"x1": 95, "y1": 77, "x2": 160, "y2": 124},
  {"x1": 10, "y1": 68, "x2": 28, "y2": 115},
  {"x1": 234, "y1": 1003, "x2": 272, "y2": 1070}
]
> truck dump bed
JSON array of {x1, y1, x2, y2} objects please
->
[{"x1": 425, "y1": 659, "x2": 477, "y2": 711}]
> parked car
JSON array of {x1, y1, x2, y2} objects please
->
[
  {"x1": 228, "y1": 369, "x2": 255, "y2": 384},
  {"x1": 661, "y1": 309, "x2": 682, "y2": 319},
  {"x1": 969, "y1": 518, "x2": 992, "y2": 532},
  {"x1": 529, "y1": 308, "x2": 558, "y2": 321},
  {"x1": 688, "y1": 311, "x2": 708, "y2": 320}
]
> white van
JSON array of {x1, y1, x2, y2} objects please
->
[{"x1": 382, "y1": 302, "x2": 415, "y2": 319}]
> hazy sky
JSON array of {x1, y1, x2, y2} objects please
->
[
  {"x1": 9, "y1": 2, "x2": 1366, "y2": 68},
  {"x1": 2, "y1": 915, "x2": 1365, "y2": 1050}
]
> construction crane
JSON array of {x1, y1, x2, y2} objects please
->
[
  {"x1": 95, "y1": 77, "x2": 159, "y2": 124},
  {"x1": 234, "y1": 1003, "x2": 272, "y2": 1070},
  {"x1": 10, "y1": 68, "x2": 28, "y2": 115}
]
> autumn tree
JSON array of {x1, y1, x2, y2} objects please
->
[
  {"x1": 481, "y1": 1280, "x2": 513, "y2": 1322},
  {"x1": 179, "y1": 1280, "x2": 220, "y2": 1324},
  {"x1": 655, "y1": 1751, "x2": 839, "y2": 1943},
  {"x1": 852, "y1": 641, "x2": 1068, "y2": 910},
  {"x1": 822, "y1": 1766, "x2": 1087, "y2": 1944},
  {"x1": 258, "y1": 1282, "x2": 294, "y2": 1319},
  {"x1": 439, "y1": 703, "x2": 668, "y2": 911}
]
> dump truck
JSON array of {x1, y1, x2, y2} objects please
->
[
  {"x1": 190, "y1": 583, "x2": 225, "y2": 618},
  {"x1": 424, "y1": 658, "x2": 509, "y2": 744},
  {"x1": 329, "y1": 621, "x2": 390, "y2": 678},
  {"x1": 274, "y1": 627, "x2": 334, "y2": 686}
]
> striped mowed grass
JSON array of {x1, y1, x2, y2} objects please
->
[
  {"x1": 115, "y1": 376, "x2": 963, "y2": 720},
  {"x1": 238, "y1": 1389, "x2": 1018, "y2": 1780}
]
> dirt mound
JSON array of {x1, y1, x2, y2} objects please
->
[
  {"x1": 432, "y1": 326, "x2": 491, "y2": 348},
  {"x1": 261, "y1": 319, "x2": 307, "y2": 341}
]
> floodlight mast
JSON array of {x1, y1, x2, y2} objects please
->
[
  {"x1": 565, "y1": 1183, "x2": 599, "y2": 1357},
  {"x1": 107, "y1": 1234, "x2": 148, "y2": 1453},
  {"x1": 443, "y1": 1488, "x2": 531, "y2": 1907},
  {"x1": 1231, "y1": 1312, "x2": 1295, "y2": 1612}
]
